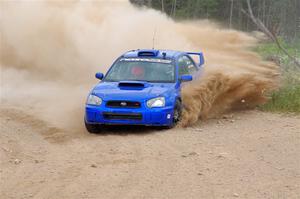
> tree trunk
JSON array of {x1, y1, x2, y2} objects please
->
[
  {"x1": 229, "y1": 0, "x2": 234, "y2": 29},
  {"x1": 161, "y1": 0, "x2": 164, "y2": 12},
  {"x1": 243, "y1": 0, "x2": 300, "y2": 68},
  {"x1": 147, "y1": 0, "x2": 152, "y2": 7},
  {"x1": 173, "y1": 0, "x2": 177, "y2": 17}
]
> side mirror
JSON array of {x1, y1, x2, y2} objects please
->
[
  {"x1": 95, "y1": 72, "x2": 104, "y2": 80},
  {"x1": 180, "y1": 74, "x2": 193, "y2": 82}
]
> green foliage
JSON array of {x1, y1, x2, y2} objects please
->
[
  {"x1": 256, "y1": 41, "x2": 300, "y2": 113},
  {"x1": 255, "y1": 39, "x2": 300, "y2": 58},
  {"x1": 261, "y1": 84, "x2": 300, "y2": 113},
  {"x1": 174, "y1": 0, "x2": 220, "y2": 19},
  {"x1": 130, "y1": 0, "x2": 300, "y2": 42},
  {"x1": 255, "y1": 39, "x2": 300, "y2": 72}
]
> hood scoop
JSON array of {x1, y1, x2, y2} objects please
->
[{"x1": 118, "y1": 81, "x2": 147, "y2": 89}]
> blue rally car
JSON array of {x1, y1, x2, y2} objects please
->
[{"x1": 85, "y1": 49, "x2": 204, "y2": 133}]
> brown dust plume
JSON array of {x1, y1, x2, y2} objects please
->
[{"x1": 0, "y1": 1, "x2": 279, "y2": 130}]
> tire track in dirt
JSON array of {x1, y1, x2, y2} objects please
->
[{"x1": 0, "y1": 106, "x2": 76, "y2": 143}]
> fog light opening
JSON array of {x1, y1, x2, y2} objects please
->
[{"x1": 167, "y1": 114, "x2": 171, "y2": 119}]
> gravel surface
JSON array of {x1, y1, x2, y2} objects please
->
[{"x1": 1, "y1": 108, "x2": 299, "y2": 199}]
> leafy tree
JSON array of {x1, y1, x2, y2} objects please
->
[{"x1": 130, "y1": 0, "x2": 300, "y2": 42}]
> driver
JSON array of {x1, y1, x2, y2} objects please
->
[{"x1": 131, "y1": 65, "x2": 145, "y2": 79}]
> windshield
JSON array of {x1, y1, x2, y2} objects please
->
[{"x1": 104, "y1": 58, "x2": 175, "y2": 83}]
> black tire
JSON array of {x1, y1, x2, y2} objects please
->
[
  {"x1": 168, "y1": 100, "x2": 182, "y2": 128},
  {"x1": 85, "y1": 121, "x2": 101, "y2": 134}
]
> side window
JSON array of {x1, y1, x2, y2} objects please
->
[{"x1": 178, "y1": 55, "x2": 197, "y2": 76}]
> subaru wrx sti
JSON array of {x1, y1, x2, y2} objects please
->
[{"x1": 85, "y1": 49, "x2": 204, "y2": 133}]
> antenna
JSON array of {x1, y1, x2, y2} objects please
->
[{"x1": 152, "y1": 27, "x2": 157, "y2": 49}]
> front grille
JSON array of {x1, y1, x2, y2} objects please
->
[
  {"x1": 103, "y1": 112, "x2": 142, "y2": 121},
  {"x1": 106, "y1": 101, "x2": 141, "y2": 108}
]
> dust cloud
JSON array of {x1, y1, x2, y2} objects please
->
[{"x1": 0, "y1": 1, "x2": 278, "y2": 130}]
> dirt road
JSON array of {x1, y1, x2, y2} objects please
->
[{"x1": 1, "y1": 107, "x2": 299, "y2": 199}]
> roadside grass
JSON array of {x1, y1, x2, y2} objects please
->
[
  {"x1": 261, "y1": 84, "x2": 300, "y2": 113},
  {"x1": 255, "y1": 40, "x2": 300, "y2": 113}
]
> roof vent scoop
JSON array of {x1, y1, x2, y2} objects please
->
[{"x1": 137, "y1": 50, "x2": 159, "y2": 57}]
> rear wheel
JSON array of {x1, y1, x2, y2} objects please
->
[{"x1": 85, "y1": 121, "x2": 102, "y2": 134}]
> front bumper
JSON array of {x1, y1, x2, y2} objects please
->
[{"x1": 85, "y1": 104, "x2": 174, "y2": 126}]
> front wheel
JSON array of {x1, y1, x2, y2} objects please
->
[
  {"x1": 168, "y1": 100, "x2": 182, "y2": 128},
  {"x1": 85, "y1": 121, "x2": 102, "y2": 134}
]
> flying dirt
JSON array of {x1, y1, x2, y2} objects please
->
[{"x1": 0, "y1": 1, "x2": 278, "y2": 130}]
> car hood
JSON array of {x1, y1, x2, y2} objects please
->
[{"x1": 92, "y1": 81, "x2": 176, "y2": 101}]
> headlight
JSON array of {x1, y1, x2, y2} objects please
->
[
  {"x1": 147, "y1": 97, "x2": 165, "y2": 108},
  {"x1": 86, "y1": 94, "x2": 102, "y2": 105}
]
